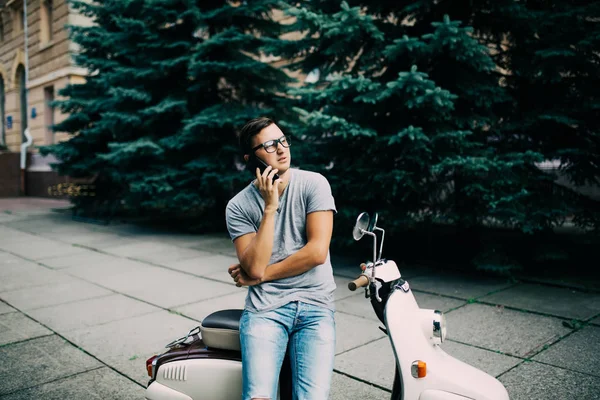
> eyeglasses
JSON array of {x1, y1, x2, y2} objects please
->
[{"x1": 252, "y1": 135, "x2": 291, "y2": 153}]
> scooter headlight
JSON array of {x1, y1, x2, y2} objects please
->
[{"x1": 432, "y1": 310, "x2": 447, "y2": 344}]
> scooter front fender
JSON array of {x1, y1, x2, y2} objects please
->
[{"x1": 385, "y1": 286, "x2": 510, "y2": 400}]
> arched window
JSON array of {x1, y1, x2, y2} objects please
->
[
  {"x1": 16, "y1": 64, "x2": 27, "y2": 143},
  {"x1": 40, "y1": 0, "x2": 54, "y2": 44}
]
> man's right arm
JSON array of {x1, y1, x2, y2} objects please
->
[
  {"x1": 233, "y1": 207, "x2": 277, "y2": 280},
  {"x1": 227, "y1": 166, "x2": 281, "y2": 280}
]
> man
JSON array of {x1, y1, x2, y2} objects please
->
[{"x1": 225, "y1": 117, "x2": 337, "y2": 400}]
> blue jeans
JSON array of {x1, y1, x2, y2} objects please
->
[{"x1": 239, "y1": 301, "x2": 336, "y2": 400}]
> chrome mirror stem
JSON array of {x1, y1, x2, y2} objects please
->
[
  {"x1": 374, "y1": 227, "x2": 385, "y2": 261},
  {"x1": 361, "y1": 230, "x2": 378, "y2": 279}
]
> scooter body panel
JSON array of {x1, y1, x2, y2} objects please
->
[
  {"x1": 419, "y1": 389, "x2": 471, "y2": 400},
  {"x1": 146, "y1": 381, "x2": 193, "y2": 400},
  {"x1": 385, "y1": 285, "x2": 510, "y2": 400},
  {"x1": 148, "y1": 359, "x2": 242, "y2": 400}
]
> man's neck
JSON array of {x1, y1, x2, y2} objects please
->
[{"x1": 277, "y1": 168, "x2": 292, "y2": 196}]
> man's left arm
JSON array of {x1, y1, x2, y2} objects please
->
[
  {"x1": 229, "y1": 210, "x2": 333, "y2": 285},
  {"x1": 261, "y1": 210, "x2": 333, "y2": 282}
]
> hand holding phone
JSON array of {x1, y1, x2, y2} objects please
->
[{"x1": 249, "y1": 155, "x2": 279, "y2": 183}]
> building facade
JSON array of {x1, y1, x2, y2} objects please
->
[{"x1": 0, "y1": 0, "x2": 89, "y2": 196}]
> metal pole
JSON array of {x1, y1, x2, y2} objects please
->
[{"x1": 20, "y1": 0, "x2": 33, "y2": 195}]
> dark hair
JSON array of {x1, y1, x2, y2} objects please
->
[{"x1": 238, "y1": 117, "x2": 275, "y2": 155}]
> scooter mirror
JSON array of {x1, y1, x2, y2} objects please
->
[{"x1": 352, "y1": 212, "x2": 370, "y2": 241}]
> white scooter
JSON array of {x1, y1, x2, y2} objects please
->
[{"x1": 144, "y1": 212, "x2": 510, "y2": 400}]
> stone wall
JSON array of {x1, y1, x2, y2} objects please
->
[
  {"x1": 0, "y1": 151, "x2": 24, "y2": 196},
  {"x1": 0, "y1": 0, "x2": 88, "y2": 152}
]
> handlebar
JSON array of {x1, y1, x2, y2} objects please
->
[{"x1": 348, "y1": 274, "x2": 370, "y2": 291}]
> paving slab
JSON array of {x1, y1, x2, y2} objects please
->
[
  {"x1": 75, "y1": 235, "x2": 143, "y2": 250},
  {"x1": 190, "y1": 235, "x2": 237, "y2": 257},
  {"x1": 161, "y1": 253, "x2": 240, "y2": 277},
  {"x1": 137, "y1": 247, "x2": 215, "y2": 265},
  {"x1": 0, "y1": 301, "x2": 15, "y2": 315},
  {"x1": 0, "y1": 312, "x2": 52, "y2": 346},
  {"x1": 442, "y1": 340, "x2": 522, "y2": 377},
  {"x1": 28, "y1": 294, "x2": 161, "y2": 333},
  {"x1": 335, "y1": 291, "x2": 466, "y2": 323},
  {"x1": 479, "y1": 283, "x2": 600, "y2": 320},
  {"x1": 0, "y1": 262, "x2": 79, "y2": 294},
  {"x1": 591, "y1": 315, "x2": 600, "y2": 326},
  {"x1": 62, "y1": 258, "x2": 151, "y2": 284},
  {"x1": 7, "y1": 219, "x2": 96, "y2": 236},
  {"x1": 100, "y1": 241, "x2": 182, "y2": 257},
  {"x1": 0, "y1": 279, "x2": 112, "y2": 311},
  {"x1": 519, "y1": 273, "x2": 600, "y2": 292},
  {"x1": 0, "y1": 213, "x2": 21, "y2": 223},
  {"x1": 333, "y1": 275, "x2": 361, "y2": 301},
  {"x1": 129, "y1": 232, "x2": 213, "y2": 248},
  {"x1": 330, "y1": 372, "x2": 390, "y2": 400},
  {"x1": 334, "y1": 337, "x2": 396, "y2": 390},
  {"x1": 335, "y1": 293, "x2": 378, "y2": 320},
  {"x1": 413, "y1": 291, "x2": 467, "y2": 313},
  {"x1": 0, "y1": 366, "x2": 144, "y2": 400},
  {"x1": 499, "y1": 360, "x2": 600, "y2": 400},
  {"x1": 39, "y1": 251, "x2": 121, "y2": 270},
  {"x1": 104, "y1": 350, "x2": 159, "y2": 386},
  {"x1": 0, "y1": 251, "x2": 25, "y2": 264},
  {"x1": 0, "y1": 197, "x2": 70, "y2": 211},
  {"x1": 102, "y1": 241, "x2": 207, "y2": 265},
  {"x1": 204, "y1": 267, "x2": 239, "y2": 285},
  {"x1": 173, "y1": 290, "x2": 248, "y2": 322},
  {"x1": 0, "y1": 334, "x2": 102, "y2": 396},
  {"x1": 408, "y1": 271, "x2": 515, "y2": 300},
  {"x1": 445, "y1": 303, "x2": 572, "y2": 358},
  {"x1": 334, "y1": 311, "x2": 386, "y2": 355},
  {"x1": 11, "y1": 218, "x2": 94, "y2": 237},
  {"x1": 0, "y1": 237, "x2": 88, "y2": 260},
  {"x1": 0, "y1": 227, "x2": 39, "y2": 243},
  {"x1": 61, "y1": 311, "x2": 198, "y2": 385},
  {"x1": 96, "y1": 266, "x2": 239, "y2": 308},
  {"x1": 532, "y1": 325, "x2": 600, "y2": 377}
]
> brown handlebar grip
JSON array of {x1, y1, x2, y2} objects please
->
[{"x1": 348, "y1": 275, "x2": 370, "y2": 291}]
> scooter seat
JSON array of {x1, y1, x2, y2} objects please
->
[{"x1": 200, "y1": 309, "x2": 243, "y2": 352}]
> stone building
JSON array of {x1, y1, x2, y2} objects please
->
[{"x1": 0, "y1": 0, "x2": 89, "y2": 196}]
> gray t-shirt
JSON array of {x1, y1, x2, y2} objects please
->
[{"x1": 225, "y1": 168, "x2": 337, "y2": 313}]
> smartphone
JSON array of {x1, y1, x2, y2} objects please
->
[{"x1": 248, "y1": 155, "x2": 279, "y2": 183}]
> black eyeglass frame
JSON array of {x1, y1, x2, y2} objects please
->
[{"x1": 251, "y1": 135, "x2": 291, "y2": 154}]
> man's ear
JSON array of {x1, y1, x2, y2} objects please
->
[{"x1": 243, "y1": 154, "x2": 249, "y2": 163}]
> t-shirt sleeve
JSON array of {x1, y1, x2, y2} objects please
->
[
  {"x1": 306, "y1": 173, "x2": 337, "y2": 214},
  {"x1": 225, "y1": 201, "x2": 256, "y2": 241}
]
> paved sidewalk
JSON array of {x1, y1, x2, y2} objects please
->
[{"x1": 0, "y1": 198, "x2": 599, "y2": 399}]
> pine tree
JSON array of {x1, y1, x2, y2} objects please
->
[
  {"x1": 40, "y1": 0, "x2": 200, "y2": 218},
  {"x1": 165, "y1": 1, "x2": 297, "y2": 227},
  {"x1": 499, "y1": 1, "x2": 600, "y2": 232},
  {"x1": 285, "y1": 2, "x2": 536, "y2": 245},
  {"x1": 41, "y1": 0, "x2": 296, "y2": 227},
  {"x1": 373, "y1": 0, "x2": 600, "y2": 232}
]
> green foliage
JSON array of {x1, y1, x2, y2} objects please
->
[
  {"x1": 286, "y1": 0, "x2": 599, "y2": 250},
  {"x1": 472, "y1": 243, "x2": 522, "y2": 277},
  {"x1": 40, "y1": 0, "x2": 296, "y2": 226},
  {"x1": 287, "y1": 2, "x2": 538, "y2": 247}
]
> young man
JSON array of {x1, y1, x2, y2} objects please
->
[{"x1": 225, "y1": 117, "x2": 337, "y2": 400}]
